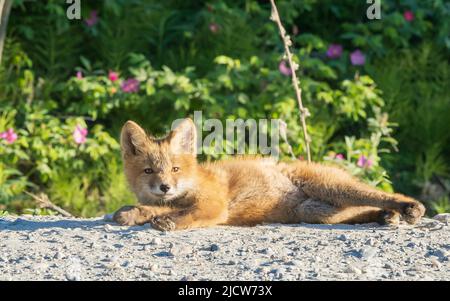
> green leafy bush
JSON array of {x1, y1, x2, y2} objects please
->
[{"x1": 0, "y1": 0, "x2": 448, "y2": 216}]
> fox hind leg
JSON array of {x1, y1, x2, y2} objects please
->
[
  {"x1": 295, "y1": 199, "x2": 399, "y2": 225},
  {"x1": 281, "y1": 161, "x2": 425, "y2": 224}
]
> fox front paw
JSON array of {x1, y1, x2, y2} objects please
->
[
  {"x1": 401, "y1": 202, "x2": 426, "y2": 225},
  {"x1": 113, "y1": 206, "x2": 142, "y2": 226},
  {"x1": 151, "y1": 216, "x2": 176, "y2": 231}
]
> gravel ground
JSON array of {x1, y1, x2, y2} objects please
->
[{"x1": 0, "y1": 214, "x2": 449, "y2": 281}]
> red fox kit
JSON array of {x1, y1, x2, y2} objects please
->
[{"x1": 113, "y1": 119, "x2": 425, "y2": 231}]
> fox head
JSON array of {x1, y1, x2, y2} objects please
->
[{"x1": 120, "y1": 119, "x2": 198, "y2": 204}]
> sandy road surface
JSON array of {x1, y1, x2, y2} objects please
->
[{"x1": 0, "y1": 214, "x2": 449, "y2": 281}]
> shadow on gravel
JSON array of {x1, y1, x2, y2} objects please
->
[
  {"x1": 261, "y1": 222, "x2": 388, "y2": 231},
  {"x1": 0, "y1": 218, "x2": 152, "y2": 233},
  {"x1": 0, "y1": 217, "x2": 391, "y2": 232}
]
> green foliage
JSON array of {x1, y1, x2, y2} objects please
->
[
  {"x1": 431, "y1": 196, "x2": 450, "y2": 215},
  {"x1": 323, "y1": 108, "x2": 398, "y2": 191},
  {"x1": 48, "y1": 158, "x2": 135, "y2": 217},
  {"x1": 369, "y1": 43, "x2": 450, "y2": 202},
  {"x1": 0, "y1": 0, "x2": 449, "y2": 216},
  {"x1": 0, "y1": 162, "x2": 30, "y2": 206}
]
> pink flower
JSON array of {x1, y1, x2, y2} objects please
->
[
  {"x1": 279, "y1": 60, "x2": 292, "y2": 76},
  {"x1": 85, "y1": 10, "x2": 99, "y2": 27},
  {"x1": 357, "y1": 155, "x2": 373, "y2": 169},
  {"x1": 0, "y1": 128, "x2": 18, "y2": 144},
  {"x1": 326, "y1": 44, "x2": 343, "y2": 59},
  {"x1": 335, "y1": 153, "x2": 345, "y2": 160},
  {"x1": 73, "y1": 125, "x2": 88, "y2": 145},
  {"x1": 209, "y1": 23, "x2": 220, "y2": 34},
  {"x1": 76, "y1": 71, "x2": 83, "y2": 79},
  {"x1": 350, "y1": 49, "x2": 366, "y2": 66},
  {"x1": 403, "y1": 10, "x2": 414, "y2": 22},
  {"x1": 108, "y1": 71, "x2": 119, "y2": 82},
  {"x1": 121, "y1": 78, "x2": 140, "y2": 93}
]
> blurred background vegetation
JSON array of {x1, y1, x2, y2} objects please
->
[{"x1": 0, "y1": 0, "x2": 449, "y2": 217}]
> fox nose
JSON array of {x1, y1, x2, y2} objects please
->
[{"x1": 160, "y1": 184, "x2": 171, "y2": 193}]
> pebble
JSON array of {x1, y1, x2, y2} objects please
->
[
  {"x1": 405, "y1": 270, "x2": 417, "y2": 277},
  {"x1": 426, "y1": 249, "x2": 447, "y2": 260},
  {"x1": 210, "y1": 244, "x2": 220, "y2": 252},
  {"x1": 360, "y1": 247, "x2": 377, "y2": 260},
  {"x1": 285, "y1": 260, "x2": 300, "y2": 266},
  {"x1": 65, "y1": 271, "x2": 81, "y2": 281},
  {"x1": 104, "y1": 224, "x2": 114, "y2": 232},
  {"x1": 420, "y1": 221, "x2": 442, "y2": 230},
  {"x1": 121, "y1": 260, "x2": 130, "y2": 268},
  {"x1": 149, "y1": 263, "x2": 158, "y2": 272},
  {"x1": 433, "y1": 213, "x2": 450, "y2": 223},
  {"x1": 406, "y1": 242, "x2": 416, "y2": 248},
  {"x1": 344, "y1": 266, "x2": 362, "y2": 274},
  {"x1": 412, "y1": 264, "x2": 425, "y2": 272},
  {"x1": 106, "y1": 261, "x2": 120, "y2": 270},
  {"x1": 260, "y1": 247, "x2": 274, "y2": 255},
  {"x1": 337, "y1": 234, "x2": 347, "y2": 241},
  {"x1": 53, "y1": 252, "x2": 64, "y2": 260},
  {"x1": 170, "y1": 245, "x2": 193, "y2": 257},
  {"x1": 36, "y1": 262, "x2": 49, "y2": 270},
  {"x1": 365, "y1": 238, "x2": 376, "y2": 246},
  {"x1": 65, "y1": 257, "x2": 82, "y2": 281},
  {"x1": 151, "y1": 238, "x2": 162, "y2": 245},
  {"x1": 431, "y1": 258, "x2": 441, "y2": 269}
]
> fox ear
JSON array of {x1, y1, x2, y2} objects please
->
[
  {"x1": 169, "y1": 118, "x2": 197, "y2": 156},
  {"x1": 121, "y1": 121, "x2": 149, "y2": 156}
]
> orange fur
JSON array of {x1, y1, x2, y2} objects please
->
[{"x1": 113, "y1": 119, "x2": 425, "y2": 231}]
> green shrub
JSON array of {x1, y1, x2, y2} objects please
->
[{"x1": 0, "y1": 0, "x2": 448, "y2": 216}]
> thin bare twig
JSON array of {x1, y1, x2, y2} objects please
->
[
  {"x1": 269, "y1": 0, "x2": 312, "y2": 162},
  {"x1": 25, "y1": 191, "x2": 74, "y2": 218}
]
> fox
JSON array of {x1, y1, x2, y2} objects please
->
[{"x1": 113, "y1": 118, "x2": 426, "y2": 231}]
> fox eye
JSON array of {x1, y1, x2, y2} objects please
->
[
  {"x1": 172, "y1": 167, "x2": 180, "y2": 173},
  {"x1": 144, "y1": 168, "x2": 154, "y2": 174}
]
